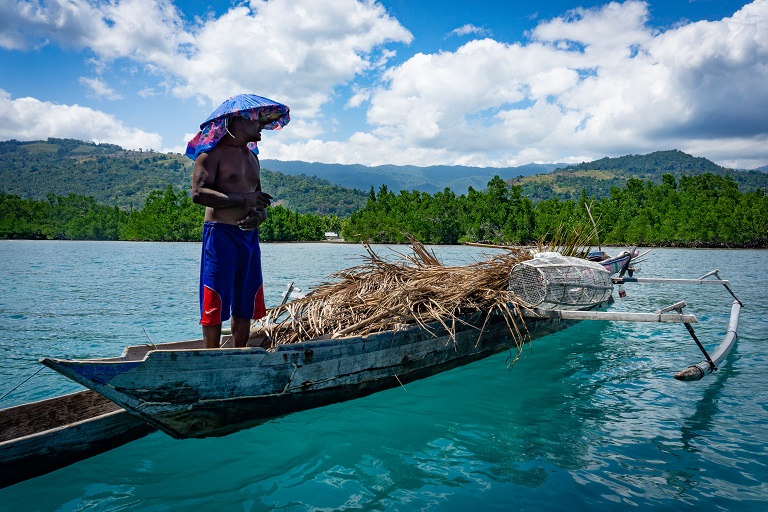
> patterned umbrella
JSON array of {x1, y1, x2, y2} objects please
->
[{"x1": 185, "y1": 94, "x2": 290, "y2": 160}]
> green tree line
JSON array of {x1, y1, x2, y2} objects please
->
[
  {"x1": 0, "y1": 186, "x2": 340, "y2": 242},
  {"x1": 342, "y1": 174, "x2": 767, "y2": 247},
  {"x1": 1, "y1": 173, "x2": 766, "y2": 247}
]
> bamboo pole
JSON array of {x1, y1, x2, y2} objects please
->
[
  {"x1": 525, "y1": 309, "x2": 699, "y2": 324},
  {"x1": 614, "y1": 277, "x2": 729, "y2": 285}
]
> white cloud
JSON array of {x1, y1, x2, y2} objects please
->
[
  {"x1": 450, "y1": 24, "x2": 491, "y2": 38},
  {"x1": 169, "y1": 0, "x2": 412, "y2": 120},
  {"x1": 79, "y1": 76, "x2": 123, "y2": 100},
  {"x1": 2, "y1": 0, "x2": 411, "y2": 148},
  {"x1": 137, "y1": 87, "x2": 158, "y2": 98},
  {"x1": 348, "y1": 0, "x2": 768, "y2": 167},
  {"x1": 2, "y1": 0, "x2": 412, "y2": 135},
  {"x1": 31, "y1": 0, "x2": 409, "y2": 118},
  {"x1": 0, "y1": 89, "x2": 162, "y2": 150},
  {"x1": 2, "y1": 0, "x2": 767, "y2": 169},
  {"x1": 0, "y1": 0, "x2": 192, "y2": 60},
  {"x1": 346, "y1": 86, "x2": 371, "y2": 109}
]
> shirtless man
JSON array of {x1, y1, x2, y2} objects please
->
[{"x1": 191, "y1": 115, "x2": 273, "y2": 348}]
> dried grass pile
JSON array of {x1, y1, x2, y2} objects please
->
[
  {"x1": 252, "y1": 241, "x2": 537, "y2": 352},
  {"x1": 251, "y1": 222, "x2": 597, "y2": 355}
]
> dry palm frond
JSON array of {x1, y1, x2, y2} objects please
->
[
  {"x1": 252, "y1": 240, "x2": 535, "y2": 353},
  {"x1": 252, "y1": 229, "x2": 594, "y2": 364}
]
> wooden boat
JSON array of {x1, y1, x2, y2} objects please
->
[
  {"x1": 38, "y1": 255, "x2": 739, "y2": 441},
  {"x1": 0, "y1": 389, "x2": 154, "y2": 489},
  {"x1": 0, "y1": 332, "x2": 247, "y2": 487},
  {"x1": 40, "y1": 308, "x2": 599, "y2": 439},
  {"x1": 38, "y1": 296, "x2": 715, "y2": 441},
  {"x1": 588, "y1": 248, "x2": 640, "y2": 275}
]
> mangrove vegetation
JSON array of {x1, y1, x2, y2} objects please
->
[{"x1": 1, "y1": 173, "x2": 765, "y2": 247}]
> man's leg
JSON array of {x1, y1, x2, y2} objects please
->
[
  {"x1": 231, "y1": 316, "x2": 251, "y2": 348},
  {"x1": 200, "y1": 222, "x2": 236, "y2": 349},
  {"x1": 203, "y1": 323, "x2": 222, "y2": 349}
]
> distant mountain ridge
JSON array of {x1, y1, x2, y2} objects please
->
[
  {"x1": 512, "y1": 149, "x2": 767, "y2": 201},
  {"x1": 260, "y1": 160, "x2": 563, "y2": 195},
  {"x1": 1, "y1": 139, "x2": 765, "y2": 212},
  {"x1": 0, "y1": 138, "x2": 565, "y2": 212}
]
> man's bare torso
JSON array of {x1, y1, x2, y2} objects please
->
[{"x1": 202, "y1": 145, "x2": 261, "y2": 225}]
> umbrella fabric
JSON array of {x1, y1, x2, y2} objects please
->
[{"x1": 185, "y1": 94, "x2": 290, "y2": 160}]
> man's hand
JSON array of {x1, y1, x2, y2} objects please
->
[
  {"x1": 238, "y1": 208, "x2": 268, "y2": 231},
  {"x1": 246, "y1": 191, "x2": 273, "y2": 209}
]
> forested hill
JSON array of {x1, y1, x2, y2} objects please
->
[
  {"x1": 0, "y1": 138, "x2": 366, "y2": 216},
  {"x1": 259, "y1": 159, "x2": 562, "y2": 195},
  {"x1": 512, "y1": 149, "x2": 767, "y2": 202},
  {"x1": 2, "y1": 139, "x2": 765, "y2": 212}
]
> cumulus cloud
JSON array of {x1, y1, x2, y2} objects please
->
[
  {"x1": 2, "y1": 0, "x2": 411, "y2": 111},
  {"x1": 2, "y1": 0, "x2": 767, "y2": 168},
  {"x1": 350, "y1": 0, "x2": 768, "y2": 167},
  {"x1": 168, "y1": 0, "x2": 412, "y2": 120},
  {"x1": 0, "y1": 89, "x2": 162, "y2": 149},
  {"x1": 2, "y1": 0, "x2": 412, "y2": 141},
  {"x1": 346, "y1": 86, "x2": 371, "y2": 109},
  {"x1": 0, "y1": 0, "x2": 191, "y2": 60},
  {"x1": 1, "y1": 0, "x2": 119, "y2": 50}
]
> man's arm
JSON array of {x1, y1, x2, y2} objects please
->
[{"x1": 191, "y1": 153, "x2": 272, "y2": 209}]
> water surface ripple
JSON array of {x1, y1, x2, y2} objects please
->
[{"x1": 1, "y1": 241, "x2": 766, "y2": 511}]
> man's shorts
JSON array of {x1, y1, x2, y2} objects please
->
[{"x1": 199, "y1": 222, "x2": 266, "y2": 326}]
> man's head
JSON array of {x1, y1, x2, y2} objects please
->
[
  {"x1": 226, "y1": 115, "x2": 263, "y2": 144},
  {"x1": 185, "y1": 94, "x2": 290, "y2": 160}
]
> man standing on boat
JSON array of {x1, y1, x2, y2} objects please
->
[{"x1": 185, "y1": 94, "x2": 290, "y2": 348}]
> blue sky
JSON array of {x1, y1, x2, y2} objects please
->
[{"x1": 1, "y1": 0, "x2": 766, "y2": 169}]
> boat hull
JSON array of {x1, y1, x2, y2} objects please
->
[
  {"x1": 42, "y1": 310, "x2": 587, "y2": 439},
  {"x1": 0, "y1": 390, "x2": 155, "y2": 488}
]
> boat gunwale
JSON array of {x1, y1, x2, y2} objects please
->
[
  {"x1": 0, "y1": 407, "x2": 129, "y2": 447},
  {"x1": 0, "y1": 389, "x2": 125, "y2": 443},
  {"x1": 52, "y1": 313, "x2": 492, "y2": 366}
]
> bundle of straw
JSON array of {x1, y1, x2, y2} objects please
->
[{"x1": 251, "y1": 240, "x2": 538, "y2": 351}]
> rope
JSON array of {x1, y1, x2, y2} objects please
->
[
  {"x1": 0, "y1": 366, "x2": 44, "y2": 402},
  {"x1": 280, "y1": 363, "x2": 299, "y2": 395}
]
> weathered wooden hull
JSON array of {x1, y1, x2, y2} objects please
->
[
  {"x1": 42, "y1": 310, "x2": 588, "y2": 439},
  {"x1": 0, "y1": 390, "x2": 155, "y2": 489}
]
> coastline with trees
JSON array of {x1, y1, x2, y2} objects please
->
[{"x1": 1, "y1": 173, "x2": 765, "y2": 248}]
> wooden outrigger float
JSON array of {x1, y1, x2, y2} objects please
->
[{"x1": 0, "y1": 247, "x2": 743, "y2": 487}]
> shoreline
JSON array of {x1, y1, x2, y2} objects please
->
[{"x1": 1, "y1": 238, "x2": 767, "y2": 249}]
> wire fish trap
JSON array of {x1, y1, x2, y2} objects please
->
[{"x1": 508, "y1": 252, "x2": 613, "y2": 310}]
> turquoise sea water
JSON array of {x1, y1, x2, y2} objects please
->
[{"x1": 0, "y1": 241, "x2": 766, "y2": 511}]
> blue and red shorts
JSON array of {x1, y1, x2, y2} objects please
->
[{"x1": 199, "y1": 222, "x2": 266, "y2": 326}]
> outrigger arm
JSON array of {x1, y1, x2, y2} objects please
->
[
  {"x1": 527, "y1": 270, "x2": 743, "y2": 381},
  {"x1": 614, "y1": 269, "x2": 743, "y2": 381},
  {"x1": 525, "y1": 307, "x2": 698, "y2": 324}
]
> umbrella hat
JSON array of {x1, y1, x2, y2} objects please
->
[
  {"x1": 201, "y1": 94, "x2": 290, "y2": 130},
  {"x1": 185, "y1": 93, "x2": 290, "y2": 160}
]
